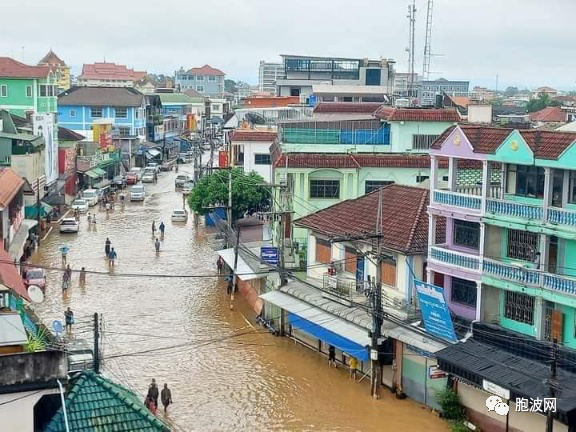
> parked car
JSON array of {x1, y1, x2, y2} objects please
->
[
  {"x1": 129, "y1": 167, "x2": 143, "y2": 180},
  {"x1": 82, "y1": 189, "x2": 98, "y2": 206},
  {"x1": 142, "y1": 172, "x2": 155, "y2": 183},
  {"x1": 182, "y1": 181, "x2": 194, "y2": 195},
  {"x1": 112, "y1": 175, "x2": 127, "y2": 188},
  {"x1": 130, "y1": 185, "x2": 145, "y2": 201},
  {"x1": 126, "y1": 172, "x2": 138, "y2": 185},
  {"x1": 146, "y1": 163, "x2": 160, "y2": 174},
  {"x1": 24, "y1": 267, "x2": 46, "y2": 291},
  {"x1": 175, "y1": 174, "x2": 189, "y2": 188},
  {"x1": 60, "y1": 218, "x2": 79, "y2": 233},
  {"x1": 171, "y1": 209, "x2": 188, "y2": 222},
  {"x1": 71, "y1": 199, "x2": 88, "y2": 213}
]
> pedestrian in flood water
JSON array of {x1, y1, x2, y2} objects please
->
[
  {"x1": 79, "y1": 267, "x2": 86, "y2": 284},
  {"x1": 217, "y1": 256, "x2": 224, "y2": 274},
  {"x1": 147, "y1": 379, "x2": 159, "y2": 409},
  {"x1": 105, "y1": 238, "x2": 111, "y2": 256},
  {"x1": 159, "y1": 221, "x2": 165, "y2": 238},
  {"x1": 108, "y1": 247, "x2": 117, "y2": 267},
  {"x1": 65, "y1": 307, "x2": 74, "y2": 333},
  {"x1": 145, "y1": 396, "x2": 157, "y2": 415},
  {"x1": 152, "y1": 221, "x2": 156, "y2": 235},
  {"x1": 328, "y1": 345, "x2": 337, "y2": 368},
  {"x1": 155, "y1": 238, "x2": 160, "y2": 253},
  {"x1": 161, "y1": 383, "x2": 172, "y2": 413},
  {"x1": 349, "y1": 356, "x2": 358, "y2": 381},
  {"x1": 59, "y1": 245, "x2": 69, "y2": 265}
]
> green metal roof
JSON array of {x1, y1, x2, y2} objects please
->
[
  {"x1": 155, "y1": 93, "x2": 204, "y2": 104},
  {"x1": 44, "y1": 371, "x2": 169, "y2": 432}
]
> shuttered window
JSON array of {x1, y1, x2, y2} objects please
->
[
  {"x1": 380, "y1": 259, "x2": 396, "y2": 287},
  {"x1": 345, "y1": 247, "x2": 357, "y2": 273},
  {"x1": 315, "y1": 238, "x2": 331, "y2": 264}
]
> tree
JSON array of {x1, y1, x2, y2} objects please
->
[
  {"x1": 504, "y1": 86, "x2": 519, "y2": 97},
  {"x1": 526, "y1": 91, "x2": 552, "y2": 112},
  {"x1": 188, "y1": 168, "x2": 270, "y2": 221},
  {"x1": 224, "y1": 79, "x2": 238, "y2": 94}
]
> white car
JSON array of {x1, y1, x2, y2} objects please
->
[
  {"x1": 142, "y1": 172, "x2": 155, "y2": 183},
  {"x1": 175, "y1": 174, "x2": 189, "y2": 188},
  {"x1": 82, "y1": 189, "x2": 98, "y2": 206},
  {"x1": 130, "y1": 185, "x2": 145, "y2": 201},
  {"x1": 60, "y1": 218, "x2": 79, "y2": 233},
  {"x1": 182, "y1": 181, "x2": 194, "y2": 195},
  {"x1": 71, "y1": 199, "x2": 88, "y2": 213},
  {"x1": 171, "y1": 209, "x2": 188, "y2": 222},
  {"x1": 146, "y1": 163, "x2": 160, "y2": 174}
]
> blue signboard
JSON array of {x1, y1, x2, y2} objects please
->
[
  {"x1": 261, "y1": 247, "x2": 279, "y2": 265},
  {"x1": 414, "y1": 280, "x2": 457, "y2": 342}
]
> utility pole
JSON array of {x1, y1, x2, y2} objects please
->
[
  {"x1": 407, "y1": 0, "x2": 417, "y2": 97},
  {"x1": 370, "y1": 188, "x2": 384, "y2": 399},
  {"x1": 546, "y1": 338, "x2": 559, "y2": 432},
  {"x1": 227, "y1": 170, "x2": 233, "y2": 224},
  {"x1": 36, "y1": 178, "x2": 41, "y2": 245},
  {"x1": 230, "y1": 227, "x2": 240, "y2": 310},
  {"x1": 93, "y1": 312, "x2": 100, "y2": 374}
]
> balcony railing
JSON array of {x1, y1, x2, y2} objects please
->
[
  {"x1": 430, "y1": 246, "x2": 481, "y2": 271},
  {"x1": 543, "y1": 273, "x2": 576, "y2": 295},
  {"x1": 433, "y1": 190, "x2": 482, "y2": 210},
  {"x1": 547, "y1": 207, "x2": 576, "y2": 227},
  {"x1": 483, "y1": 258, "x2": 540, "y2": 286},
  {"x1": 486, "y1": 199, "x2": 543, "y2": 220},
  {"x1": 455, "y1": 185, "x2": 501, "y2": 198}
]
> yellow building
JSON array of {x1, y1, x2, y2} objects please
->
[{"x1": 38, "y1": 50, "x2": 71, "y2": 92}]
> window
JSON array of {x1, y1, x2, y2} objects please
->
[
  {"x1": 310, "y1": 179, "x2": 340, "y2": 199},
  {"x1": 451, "y1": 277, "x2": 477, "y2": 308},
  {"x1": 416, "y1": 175, "x2": 430, "y2": 183},
  {"x1": 196, "y1": 85, "x2": 204, "y2": 92},
  {"x1": 380, "y1": 259, "x2": 396, "y2": 286},
  {"x1": 569, "y1": 171, "x2": 576, "y2": 204},
  {"x1": 39, "y1": 85, "x2": 56, "y2": 97},
  {"x1": 507, "y1": 229, "x2": 538, "y2": 261},
  {"x1": 365, "y1": 180, "x2": 394, "y2": 194},
  {"x1": 70, "y1": 110, "x2": 76, "y2": 118},
  {"x1": 26, "y1": 86, "x2": 32, "y2": 97},
  {"x1": 254, "y1": 154, "x2": 271, "y2": 165},
  {"x1": 196, "y1": 76, "x2": 204, "y2": 81},
  {"x1": 90, "y1": 107, "x2": 103, "y2": 118},
  {"x1": 344, "y1": 247, "x2": 357, "y2": 274},
  {"x1": 115, "y1": 107, "x2": 128, "y2": 118},
  {"x1": 315, "y1": 237, "x2": 331, "y2": 264},
  {"x1": 212, "y1": 104, "x2": 221, "y2": 111},
  {"x1": 504, "y1": 291, "x2": 535, "y2": 325},
  {"x1": 507, "y1": 164, "x2": 545, "y2": 198},
  {"x1": 1, "y1": 85, "x2": 7, "y2": 97},
  {"x1": 117, "y1": 126, "x2": 131, "y2": 136},
  {"x1": 412, "y1": 134, "x2": 440, "y2": 150},
  {"x1": 209, "y1": 76, "x2": 216, "y2": 81},
  {"x1": 290, "y1": 88, "x2": 301, "y2": 97},
  {"x1": 453, "y1": 220, "x2": 480, "y2": 249}
]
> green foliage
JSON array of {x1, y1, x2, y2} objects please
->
[
  {"x1": 503, "y1": 86, "x2": 519, "y2": 97},
  {"x1": 188, "y1": 168, "x2": 270, "y2": 221},
  {"x1": 224, "y1": 79, "x2": 238, "y2": 94},
  {"x1": 436, "y1": 388, "x2": 465, "y2": 421},
  {"x1": 24, "y1": 327, "x2": 49, "y2": 353},
  {"x1": 450, "y1": 421, "x2": 470, "y2": 432},
  {"x1": 526, "y1": 91, "x2": 553, "y2": 112}
]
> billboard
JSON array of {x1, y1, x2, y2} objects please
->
[
  {"x1": 33, "y1": 114, "x2": 58, "y2": 185},
  {"x1": 414, "y1": 280, "x2": 457, "y2": 342}
]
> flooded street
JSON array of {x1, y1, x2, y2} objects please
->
[{"x1": 31, "y1": 168, "x2": 448, "y2": 432}]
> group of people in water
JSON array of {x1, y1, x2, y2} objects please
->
[
  {"x1": 145, "y1": 379, "x2": 173, "y2": 414},
  {"x1": 152, "y1": 221, "x2": 166, "y2": 253}
]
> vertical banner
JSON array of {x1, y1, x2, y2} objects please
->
[{"x1": 33, "y1": 113, "x2": 58, "y2": 185}]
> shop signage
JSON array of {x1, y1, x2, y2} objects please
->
[
  {"x1": 219, "y1": 150, "x2": 229, "y2": 168},
  {"x1": 260, "y1": 247, "x2": 279, "y2": 265},
  {"x1": 482, "y1": 379, "x2": 510, "y2": 400},
  {"x1": 414, "y1": 280, "x2": 457, "y2": 342},
  {"x1": 428, "y1": 365, "x2": 447, "y2": 379}
]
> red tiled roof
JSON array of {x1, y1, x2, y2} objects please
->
[
  {"x1": 295, "y1": 185, "x2": 437, "y2": 255},
  {"x1": 374, "y1": 107, "x2": 461, "y2": 122},
  {"x1": 0, "y1": 169, "x2": 24, "y2": 209},
  {"x1": 530, "y1": 106, "x2": 566, "y2": 123},
  {"x1": 78, "y1": 62, "x2": 147, "y2": 81},
  {"x1": 0, "y1": 248, "x2": 30, "y2": 302},
  {"x1": 534, "y1": 86, "x2": 557, "y2": 93},
  {"x1": 38, "y1": 50, "x2": 66, "y2": 67},
  {"x1": 519, "y1": 130, "x2": 576, "y2": 159},
  {"x1": 274, "y1": 153, "x2": 447, "y2": 169},
  {"x1": 0, "y1": 57, "x2": 51, "y2": 79},
  {"x1": 432, "y1": 125, "x2": 513, "y2": 153},
  {"x1": 231, "y1": 131, "x2": 278, "y2": 142},
  {"x1": 186, "y1": 64, "x2": 225, "y2": 76},
  {"x1": 58, "y1": 127, "x2": 85, "y2": 142},
  {"x1": 313, "y1": 102, "x2": 383, "y2": 114}
]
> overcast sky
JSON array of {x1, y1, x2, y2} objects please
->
[{"x1": 1, "y1": 0, "x2": 574, "y2": 90}]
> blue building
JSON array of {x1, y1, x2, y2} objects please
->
[
  {"x1": 58, "y1": 87, "x2": 147, "y2": 166},
  {"x1": 174, "y1": 65, "x2": 225, "y2": 98}
]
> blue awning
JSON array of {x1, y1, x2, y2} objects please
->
[{"x1": 288, "y1": 312, "x2": 370, "y2": 361}]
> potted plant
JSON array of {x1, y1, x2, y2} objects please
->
[{"x1": 395, "y1": 385, "x2": 406, "y2": 399}]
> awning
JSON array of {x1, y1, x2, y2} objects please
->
[
  {"x1": 0, "y1": 313, "x2": 27, "y2": 346},
  {"x1": 8, "y1": 219, "x2": 39, "y2": 260},
  {"x1": 147, "y1": 149, "x2": 161, "y2": 157},
  {"x1": 260, "y1": 291, "x2": 370, "y2": 361},
  {"x1": 25, "y1": 202, "x2": 52, "y2": 218},
  {"x1": 93, "y1": 179, "x2": 111, "y2": 189},
  {"x1": 218, "y1": 248, "x2": 265, "y2": 281},
  {"x1": 84, "y1": 168, "x2": 105, "y2": 179},
  {"x1": 0, "y1": 248, "x2": 30, "y2": 302},
  {"x1": 385, "y1": 326, "x2": 447, "y2": 354}
]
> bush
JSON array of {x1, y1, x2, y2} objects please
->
[
  {"x1": 436, "y1": 388, "x2": 465, "y2": 421},
  {"x1": 451, "y1": 421, "x2": 471, "y2": 432}
]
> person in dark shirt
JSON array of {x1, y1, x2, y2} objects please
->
[
  {"x1": 161, "y1": 383, "x2": 173, "y2": 412},
  {"x1": 328, "y1": 345, "x2": 337, "y2": 368},
  {"x1": 147, "y1": 379, "x2": 159, "y2": 408}
]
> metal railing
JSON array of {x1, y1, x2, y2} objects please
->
[
  {"x1": 430, "y1": 246, "x2": 481, "y2": 271},
  {"x1": 486, "y1": 199, "x2": 543, "y2": 220},
  {"x1": 433, "y1": 190, "x2": 482, "y2": 210},
  {"x1": 483, "y1": 258, "x2": 541, "y2": 286},
  {"x1": 548, "y1": 207, "x2": 576, "y2": 227}
]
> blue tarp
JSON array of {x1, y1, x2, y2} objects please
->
[{"x1": 288, "y1": 312, "x2": 370, "y2": 361}]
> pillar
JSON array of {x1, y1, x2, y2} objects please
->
[
  {"x1": 534, "y1": 297, "x2": 546, "y2": 340},
  {"x1": 430, "y1": 155, "x2": 439, "y2": 194},
  {"x1": 448, "y1": 157, "x2": 457, "y2": 192},
  {"x1": 475, "y1": 280, "x2": 482, "y2": 321},
  {"x1": 481, "y1": 160, "x2": 491, "y2": 212},
  {"x1": 543, "y1": 167, "x2": 552, "y2": 224},
  {"x1": 427, "y1": 214, "x2": 437, "y2": 256}
]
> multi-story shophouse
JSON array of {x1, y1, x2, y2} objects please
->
[
  {"x1": 427, "y1": 124, "x2": 576, "y2": 432},
  {"x1": 175, "y1": 65, "x2": 225, "y2": 98},
  {"x1": 37, "y1": 50, "x2": 71, "y2": 93}
]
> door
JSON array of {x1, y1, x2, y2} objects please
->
[
  {"x1": 356, "y1": 255, "x2": 365, "y2": 293},
  {"x1": 548, "y1": 236, "x2": 558, "y2": 273}
]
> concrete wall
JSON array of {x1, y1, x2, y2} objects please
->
[
  {"x1": 0, "y1": 389, "x2": 59, "y2": 432},
  {"x1": 11, "y1": 151, "x2": 45, "y2": 184},
  {"x1": 389, "y1": 121, "x2": 455, "y2": 153}
]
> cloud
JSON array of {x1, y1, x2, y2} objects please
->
[{"x1": 1, "y1": 0, "x2": 575, "y2": 88}]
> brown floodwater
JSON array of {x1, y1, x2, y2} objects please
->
[{"x1": 31, "y1": 168, "x2": 449, "y2": 432}]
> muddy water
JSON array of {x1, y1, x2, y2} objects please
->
[{"x1": 31, "y1": 168, "x2": 448, "y2": 432}]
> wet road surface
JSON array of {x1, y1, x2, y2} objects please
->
[{"x1": 31, "y1": 167, "x2": 449, "y2": 432}]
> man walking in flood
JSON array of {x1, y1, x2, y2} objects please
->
[
  {"x1": 105, "y1": 238, "x2": 111, "y2": 256},
  {"x1": 161, "y1": 383, "x2": 173, "y2": 413},
  {"x1": 147, "y1": 379, "x2": 159, "y2": 410},
  {"x1": 108, "y1": 247, "x2": 117, "y2": 267}
]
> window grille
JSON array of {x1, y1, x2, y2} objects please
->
[
  {"x1": 504, "y1": 291, "x2": 535, "y2": 325},
  {"x1": 507, "y1": 229, "x2": 538, "y2": 261}
]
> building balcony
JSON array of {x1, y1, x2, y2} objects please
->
[
  {"x1": 322, "y1": 274, "x2": 367, "y2": 307},
  {"x1": 429, "y1": 246, "x2": 481, "y2": 272},
  {"x1": 547, "y1": 207, "x2": 576, "y2": 227},
  {"x1": 432, "y1": 190, "x2": 482, "y2": 212},
  {"x1": 542, "y1": 273, "x2": 576, "y2": 295},
  {"x1": 482, "y1": 258, "x2": 541, "y2": 286},
  {"x1": 486, "y1": 199, "x2": 543, "y2": 221}
]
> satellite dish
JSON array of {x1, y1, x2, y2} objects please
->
[
  {"x1": 52, "y1": 320, "x2": 64, "y2": 335},
  {"x1": 27, "y1": 285, "x2": 44, "y2": 303}
]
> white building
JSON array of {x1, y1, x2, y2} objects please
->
[
  {"x1": 259, "y1": 61, "x2": 284, "y2": 94},
  {"x1": 230, "y1": 129, "x2": 277, "y2": 183}
]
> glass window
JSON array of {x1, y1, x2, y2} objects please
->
[
  {"x1": 39, "y1": 84, "x2": 56, "y2": 97},
  {"x1": 365, "y1": 180, "x2": 394, "y2": 194},
  {"x1": 212, "y1": 104, "x2": 220, "y2": 111},
  {"x1": 254, "y1": 154, "x2": 271, "y2": 165},
  {"x1": 507, "y1": 164, "x2": 545, "y2": 198},
  {"x1": 115, "y1": 107, "x2": 128, "y2": 118},
  {"x1": 504, "y1": 291, "x2": 535, "y2": 324},
  {"x1": 412, "y1": 134, "x2": 440, "y2": 150},
  {"x1": 0, "y1": 85, "x2": 6, "y2": 97},
  {"x1": 569, "y1": 171, "x2": 576, "y2": 204},
  {"x1": 552, "y1": 170, "x2": 564, "y2": 206},
  {"x1": 507, "y1": 229, "x2": 538, "y2": 261},
  {"x1": 196, "y1": 76, "x2": 204, "y2": 81},
  {"x1": 91, "y1": 107, "x2": 103, "y2": 118},
  {"x1": 208, "y1": 76, "x2": 216, "y2": 81},
  {"x1": 196, "y1": 86, "x2": 204, "y2": 92},
  {"x1": 310, "y1": 180, "x2": 340, "y2": 199},
  {"x1": 26, "y1": 86, "x2": 32, "y2": 97},
  {"x1": 70, "y1": 110, "x2": 76, "y2": 118},
  {"x1": 451, "y1": 277, "x2": 477, "y2": 308},
  {"x1": 416, "y1": 175, "x2": 429, "y2": 183},
  {"x1": 453, "y1": 220, "x2": 480, "y2": 250}
]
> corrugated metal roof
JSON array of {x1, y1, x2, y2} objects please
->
[{"x1": 0, "y1": 313, "x2": 27, "y2": 346}]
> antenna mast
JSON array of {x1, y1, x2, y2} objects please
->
[
  {"x1": 407, "y1": 1, "x2": 417, "y2": 97},
  {"x1": 422, "y1": 0, "x2": 434, "y2": 80}
]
